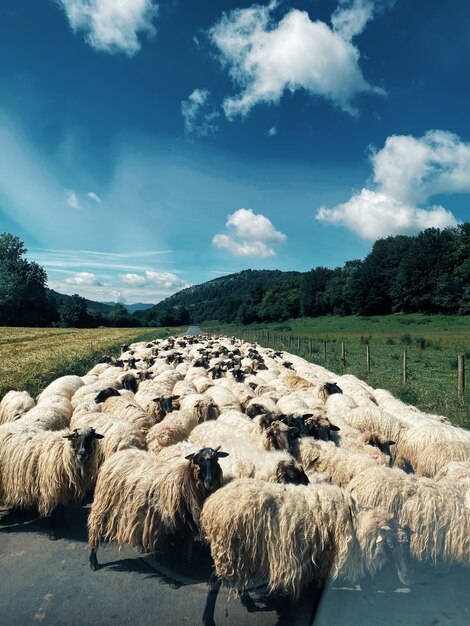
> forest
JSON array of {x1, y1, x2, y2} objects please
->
[
  {"x1": 1, "y1": 225, "x2": 469, "y2": 327},
  {"x1": 137, "y1": 224, "x2": 470, "y2": 326}
]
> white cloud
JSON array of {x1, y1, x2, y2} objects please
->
[
  {"x1": 212, "y1": 234, "x2": 276, "y2": 258},
  {"x1": 316, "y1": 189, "x2": 458, "y2": 239},
  {"x1": 65, "y1": 271, "x2": 102, "y2": 286},
  {"x1": 316, "y1": 129, "x2": 466, "y2": 239},
  {"x1": 181, "y1": 89, "x2": 220, "y2": 138},
  {"x1": 212, "y1": 208, "x2": 286, "y2": 257},
  {"x1": 268, "y1": 126, "x2": 277, "y2": 137},
  {"x1": 87, "y1": 191, "x2": 102, "y2": 203},
  {"x1": 55, "y1": 0, "x2": 158, "y2": 56},
  {"x1": 227, "y1": 208, "x2": 286, "y2": 243},
  {"x1": 119, "y1": 272, "x2": 148, "y2": 286},
  {"x1": 119, "y1": 270, "x2": 190, "y2": 290},
  {"x1": 66, "y1": 189, "x2": 81, "y2": 209},
  {"x1": 371, "y1": 130, "x2": 470, "y2": 204},
  {"x1": 331, "y1": 0, "x2": 374, "y2": 41},
  {"x1": 209, "y1": 1, "x2": 383, "y2": 119}
]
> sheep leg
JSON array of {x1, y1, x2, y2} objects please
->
[
  {"x1": 89, "y1": 547, "x2": 99, "y2": 571},
  {"x1": 49, "y1": 504, "x2": 69, "y2": 540},
  {"x1": 202, "y1": 572, "x2": 221, "y2": 626},
  {"x1": 240, "y1": 591, "x2": 265, "y2": 613}
]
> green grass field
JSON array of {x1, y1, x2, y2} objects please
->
[
  {"x1": 0, "y1": 327, "x2": 182, "y2": 399},
  {"x1": 202, "y1": 315, "x2": 470, "y2": 430}
]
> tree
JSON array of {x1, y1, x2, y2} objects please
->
[
  {"x1": 59, "y1": 294, "x2": 92, "y2": 327},
  {"x1": 0, "y1": 233, "x2": 57, "y2": 326}
]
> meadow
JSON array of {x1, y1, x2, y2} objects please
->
[
  {"x1": 0, "y1": 327, "x2": 181, "y2": 399},
  {"x1": 203, "y1": 314, "x2": 470, "y2": 430}
]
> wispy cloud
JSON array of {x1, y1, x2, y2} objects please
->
[
  {"x1": 213, "y1": 208, "x2": 286, "y2": 257},
  {"x1": 209, "y1": 0, "x2": 384, "y2": 119},
  {"x1": 316, "y1": 129, "x2": 464, "y2": 239},
  {"x1": 66, "y1": 189, "x2": 81, "y2": 209},
  {"x1": 267, "y1": 127, "x2": 277, "y2": 137},
  {"x1": 87, "y1": 191, "x2": 102, "y2": 203},
  {"x1": 181, "y1": 89, "x2": 220, "y2": 138},
  {"x1": 54, "y1": 0, "x2": 159, "y2": 56}
]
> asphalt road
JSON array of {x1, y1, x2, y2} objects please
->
[{"x1": 1, "y1": 503, "x2": 469, "y2": 626}]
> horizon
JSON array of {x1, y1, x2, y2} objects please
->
[{"x1": 1, "y1": 0, "x2": 470, "y2": 305}]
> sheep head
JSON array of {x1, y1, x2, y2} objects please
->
[
  {"x1": 185, "y1": 446, "x2": 228, "y2": 492},
  {"x1": 276, "y1": 460, "x2": 309, "y2": 486},
  {"x1": 63, "y1": 427, "x2": 104, "y2": 464}
]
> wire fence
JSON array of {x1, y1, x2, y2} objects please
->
[{"x1": 203, "y1": 324, "x2": 469, "y2": 427}]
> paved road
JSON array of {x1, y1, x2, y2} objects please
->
[{"x1": 1, "y1": 503, "x2": 469, "y2": 626}]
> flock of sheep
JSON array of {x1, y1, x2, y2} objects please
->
[{"x1": 0, "y1": 333, "x2": 469, "y2": 625}]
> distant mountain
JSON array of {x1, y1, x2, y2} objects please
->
[
  {"x1": 133, "y1": 269, "x2": 303, "y2": 325},
  {"x1": 102, "y1": 302, "x2": 155, "y2": 314}
]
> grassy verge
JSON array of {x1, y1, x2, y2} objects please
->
[
  {"x1": 201, "y1": 315, "x2": 470, "y2": 430},
  {"x1": 0, "y1": 327, "x2": 183, "y2": 399}
]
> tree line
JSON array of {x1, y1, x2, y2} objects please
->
[
  {"x1": 138, "y1": 224, "x2": 470, "y2": 325},
  {"x1": 0, "y1": 233, "x2": 143, "y2": 328},
  {"x1": 2, "y1": 226, "x2": 469, "y2": 328}
]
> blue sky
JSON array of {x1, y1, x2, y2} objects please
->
[{"x1": 1, "y1": 0, "x2": 470, "y2": 304}]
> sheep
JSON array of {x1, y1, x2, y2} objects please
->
[
  {"x1": 70, "y1": 412, "x2": 146, "y2": 470},
  {"x1": 0, "y1": 390, "x2": 35, "y2": 425},
  {"x1": 204, "y1": 385, "x2": 241, "y2": 413},
  {"x1": 200, "y1": 478, "x2": 413, "y2": 626},
  {"x1": 101, "y1": 395, "x2": 155, "y2": 434},
  {"x1": 36, "y1": 375, "x2": 84, "y2": 401},
  {"x1": 17, "y1": 396, "x2": 73, "y2": 431},
  {"x1": 434, "y1": 461, "x2": 470, "y2": 501},
  {"x1": 335, "y1": 405, "x2": 405, "y2": 446},
  {"x1": 296, "y1": 438, "x2": 380, "y2": 487},
  {"x1": 88, "y1": 446, "x2": 228, "y2": 570},
  {"x1": 347, "y1": 465, "x2": 470, "y2": 566},
  {"x1": 189, "y1": 420, "x2": 308, "y2": 485},
  {"x1": 391, "y1": 422, "x2": 470, "y2": 473},
  {"x1": 407, "y1": 441, "x2": 470, "y2": 477},
  {"x1": 0, "y1": 425, "x2": 103, "y2": 538},
  {"x1": 71, "y1": 380, "x2": 122, "y2": 409}
]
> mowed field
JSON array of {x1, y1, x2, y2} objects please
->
[
  {"x1": 0, "y1": 327, "x2": 181, "y2": 399},
  {"x1": 203, "y1": 314, "x2": 470, "y2": 430}
]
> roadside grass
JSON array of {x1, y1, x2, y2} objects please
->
[
  {"x1": 0, "y1": 327, "x2": 182, "y2": 399},
  {"x1": 202, "y1": 315, "x2": 470, "y2": 430}
]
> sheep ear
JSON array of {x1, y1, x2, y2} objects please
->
[
  {"x1": 330, "y1": 424, "x2": 341, "y2": 431},
  {"x1": 387, "y1": 440, "x2": 396, "y2": 446},
  {"x1": 63, "y1": 433, "x2": 76, "y2": 440},
  {"x1": 302, "y1": 414, "x2": 314, "y2": 419},
  {"x1": 217, "y1": 451, "x2": 229, "y2": 458},
  {"x1": 93, "y1": 432, "x2": 105, "y2": 440},
  {"x1": 185, "y1": 453, "x2": 195, "y2": 460},
  {"x1": 171, "y1": 395, "x2": 180, "y2": 400}
]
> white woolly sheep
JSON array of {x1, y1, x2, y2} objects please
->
[
  {"x1": 0, "y1": 390, "x2": 35, "y2": 425},
  {"x1": 0, "y1": 425, "x2": 103, "y2": 537},
  {"x1": 200, "y1": 478, "x2": 413, "y2": 626},
  {"x1": 88, "y1": 446, "x2": 228, "y2": 570}
]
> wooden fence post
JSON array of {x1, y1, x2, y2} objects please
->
[
  {"x1": 403, "y1": 350, "x2": 407, "y2": 384},
  {"x1": 297, "y1": 336, "x2": 301, "y2": 352},
  {"x1": 341, "y1": 342, "x2": 346, "y2": 368},
  {"x1": 309, "y1": 337, "x2": 313, "y2": 357},
  {"x1": 324, "y1": 340, "x2": 327, "y2": 361},
  {"x1": 366, "y1": 344, "x2": 371, "y2": 375},
  {"x1": 458, "y1": 354, "x2": 465, "y2": 399}
]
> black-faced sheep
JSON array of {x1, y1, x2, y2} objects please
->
[{"x1": 88, "y1": 446, "x2": 228, "y2": 570}]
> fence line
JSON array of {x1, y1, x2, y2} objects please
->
[{"x1": 209, "y1": 325, "x2": 467, "y2": 402}]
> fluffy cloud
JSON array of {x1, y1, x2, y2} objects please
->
[
  {"x1": 119, "y1": 270, "x2": 190, "y2": 290},
  {"x1": 213, "y1": 208, "x2": 286, "y2": 257},
  {"x1": 209, "y1": 1, "x2": 383, "y2": 119},
  {"x1": 316, "y1": 129, "x2": 465, "y2": 239},
  {"x1": 55, "y1": 0, "x2": 158, "y2": 56},
  {"x1": 316, "y1": 189, "x2": 457, "y2": 239},
  {"x1": 181, "y1": 89, "x2": 220, "y2": 138},
  {"x1": 371, "y1": 130, "x2": 470, "y2": 204},
  {"x1": 64, "y1": 271, "x2": 102, "y2": 286}
]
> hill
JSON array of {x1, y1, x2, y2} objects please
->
[{"x1": 48, "y1": 289, "x2": 114, "y2": 316}]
